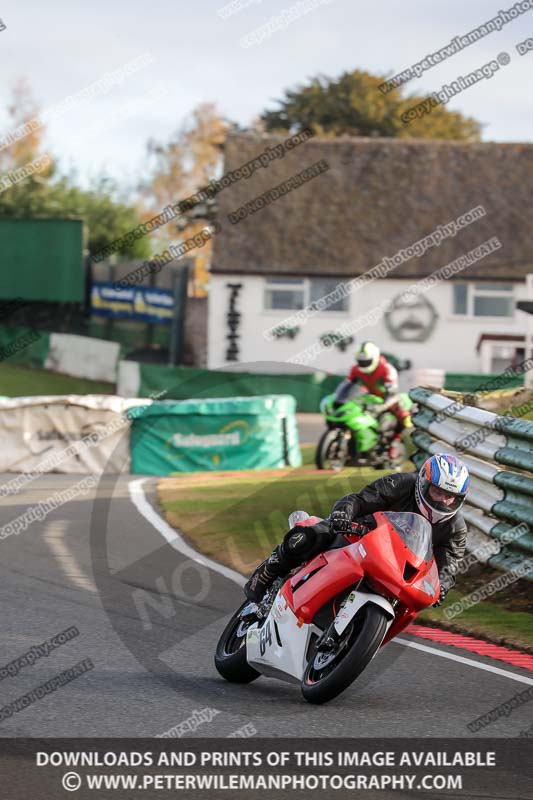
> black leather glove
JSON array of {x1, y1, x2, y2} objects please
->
[
  {"x1": 432, "y1": 585, "x2": 449, "y2": 607},
  {"x1": 352, "y1": 521, "x2": 370, "y2": 537},
  {"x1": 329, "y1": 510, "x2": 352, "y2": 536}
]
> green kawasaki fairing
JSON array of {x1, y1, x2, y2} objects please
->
[
  {"x1": 317, "y1": 380, "x2": 412, "y2": 469},
  {"x1": 321, "y1": 387, "x2": 383, "y2": 452},
  {"x1": 320, "y1": 381, "x2": 383, "y2": 453}
]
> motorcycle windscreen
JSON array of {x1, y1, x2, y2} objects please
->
[
  {"x1": 381, "y1": 511, "x2": 433, "y2": 562},
  {"x1": 333, "y1": 380, "x2": 366, "y2": 405}
]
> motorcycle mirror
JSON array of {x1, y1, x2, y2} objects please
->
[{"x1": 288, "y1": 510, "x2": 310, "y2": 529}]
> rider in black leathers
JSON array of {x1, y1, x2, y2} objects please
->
[{"x1": 244, "y1": 458, "x2": 469, "y2": 608}]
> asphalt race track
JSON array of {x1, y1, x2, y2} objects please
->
[
  {"x1": 296, "y1": 413, "x2": 324, "y2": 444},
  {"x1": 0, "y1": 469, "x2": 531, "y2": 740}
]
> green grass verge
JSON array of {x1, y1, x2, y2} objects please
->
[
  {"x1": 158, "y1": 445, "x2": 532, "y2": 652},
  {"x1": 0, "y1": 363, "x2": 115, "y2": 396},
  {"x1": 420, "y1": 590, "x2": 532, "y2": 652},
  {"x1": 158, "y1": 445, "x2": 386, "y2": 574}
]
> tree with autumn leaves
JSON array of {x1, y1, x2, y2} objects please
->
[
  {"x1": 141, "y1": 103, "x2": 231, "y2": 296},
  {"x1": 0, "y1": 79, "x2": 150, "y2": 262},
  {"x1": 260, "y1": 69, "x2": 481, "y2": 140}
]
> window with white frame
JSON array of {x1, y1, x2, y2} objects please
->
[
  {"x1": 264, "y1": 278, "x2": 305, "y2": 310},
  {"x1": 263, "y1": 277, "x2": 348, "y2": 312},
  {"x1": 452, "y1": 282, "x2": 514, "y2": 317}
]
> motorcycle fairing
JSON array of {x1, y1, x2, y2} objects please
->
[
  {"x1": 245, "y1": 511, "x2": 439, "y2": 684},
  {"x1": 282, "y1": 512, "x2": 440, "y2": 625},
  {"x1": 282, "y1": 548, "x2": 365, "y2": 624},
  {"x1": 333, "y1": 589, "x2": 395, "y2": 636},
  {"x1": 246, "y1": 593, "x2": 322, "y2": 683}
]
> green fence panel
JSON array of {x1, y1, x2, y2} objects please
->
[
  {"x1": 0, "y1": 218, "x2": 84, "y2": 302},
  {"x1": 0, "y1": 325, "x2": 50, "y2": 368},
  {"x1": 138, "y1": 363, "x2": 341, "y2": 413},
  {"x1": 130, "y1": 394, "x2": 302, "y2": 475},
  {"x1": 88, "y1": 320, "x2": 170, "y2": 357},
  {"x1": 444, "y1": 372, "x2": 524, "y2": 392}
]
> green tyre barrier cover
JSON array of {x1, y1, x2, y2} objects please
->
[{"x1": 130, "y1": 394, "x2": 302, "y2": 475}]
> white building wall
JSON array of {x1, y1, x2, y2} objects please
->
[{"x1": 208, "y1": 274, "x2": 529, "y2": 376}]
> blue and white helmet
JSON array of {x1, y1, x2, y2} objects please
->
[{"x1": 415, "y1": 454, "x2": 470, "y2": 524}]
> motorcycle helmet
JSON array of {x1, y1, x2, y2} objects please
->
[
  {"x1": 415, "y1": 453, "x2": 470, "y2": 524},
  {"x1": 356, "y1": 341, "x2": 380, "y2": 373}
]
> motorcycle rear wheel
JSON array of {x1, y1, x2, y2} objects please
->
[
  {"x1": 301, "y1": 605, "x2": 388, "y2": 704},
  {"x1": 214, "y1": 601, "x2": 261, "y2": 683},
  {"x1": 315, "y1": 429, "x2": 348, "y2": 471}
]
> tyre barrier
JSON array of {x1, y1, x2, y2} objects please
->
[
  {"x1": 409, "y1": 386, "x2": 533, "y2": 582},
  {"x1": 0, "y1": 394, "x2": 301, "y2": 476}
]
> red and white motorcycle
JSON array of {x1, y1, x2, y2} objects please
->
[{"x1": 215, "y1": 510, "x2": 439, "y2": 704}]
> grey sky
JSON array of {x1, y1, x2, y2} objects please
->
[{"x1": 0, "y1": 0, "x2": 531, "y2": 190}]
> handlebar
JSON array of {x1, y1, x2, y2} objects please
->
[{"x1": 350, "y1": 521, "x2": 370, "y2": 536}]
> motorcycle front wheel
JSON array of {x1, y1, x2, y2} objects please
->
[
  {"x1": 214, "y1": 601, "x2": 261, "y2": 683},
  {"x1": 301, "y1": 605, "x2": 388, "y2": 704},
  {"x1": 315, "y1": 429, "x2": 349, "y2": 471}
]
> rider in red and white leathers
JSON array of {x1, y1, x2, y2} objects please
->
[
  {"x1": 244, "y1": 454, "x2": 470, "y2": 608},
  {"x1": 348, "y1": 341, "x2": 411, "y2": 458}
]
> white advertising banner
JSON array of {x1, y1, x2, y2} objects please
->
[
  {"x1": 45, "y1": 334, "x2": 120, "y2": 383},
  {"x1": 0, "y1": 395, "x2": 151, "y2": 474}
]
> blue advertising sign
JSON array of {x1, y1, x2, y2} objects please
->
[{"x1": 91, "y1": 281, "x2": 174, "y2": 324}]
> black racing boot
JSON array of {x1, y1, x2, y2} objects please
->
[{"x1": 244, "y1": 546, "x2": 290, "y2": 603}]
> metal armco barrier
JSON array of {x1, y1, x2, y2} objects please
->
[{"x1": 409, "y1": 386, "x2": 533, "y2": 581}]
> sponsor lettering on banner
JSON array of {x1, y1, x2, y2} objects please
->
[
  {"x1": 171, "y1": 432, "x2": 241, "y2": 449},
  {"x1": 91, "y1": 281, "x2": 174, "y2": 324}
]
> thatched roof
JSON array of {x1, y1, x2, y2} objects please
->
[{"x1": 213, "y1": 134, "x2": 533, "y2": 280}]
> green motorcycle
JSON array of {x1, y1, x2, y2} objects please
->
[{"x1": 315, "y1": 381, "x2": 413, "y2": 472}]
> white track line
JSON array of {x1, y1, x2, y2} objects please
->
[
  {"x1": 44, "y1": 519, "x2": 97, "y2": 594},
  {"x1": 128, "y1": 478, "x2": 245, "y2": 586},
  {"x1": 394, "y1": 637, "x2": 533, "y2": 687},
  {"x1": 130, "y1": 478, "x2": 531, "y2": 684}
]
